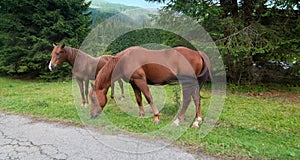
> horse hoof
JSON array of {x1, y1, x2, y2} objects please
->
[
  {"x1": 172, "y1": 118, "x2": 180, "y2": 126},
  {"x1": 172, "y1": 122, "x2": 179, "y2": 127},
  {"x1": 192, "y1": 124, "x2": 199, "y2": 129},
  {"x1": 138, "y1": 113, "x2": 145, "y2": 118},
  {"x1": 192, "y1": 121, "x2": 199, "y2": 128},
  {"x1": 196, "y1": 117, "x2": 203, "y2": 124},
  {"x1": 81, "y1": 103, "x2": 88, "y2": 107}
]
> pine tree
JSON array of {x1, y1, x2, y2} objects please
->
[{"x1": 0, "y1": 0, "x2": 91, "y2": 79}]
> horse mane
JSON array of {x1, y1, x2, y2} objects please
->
[
  {"x1": 63, "y1": 46, "x2": 97, "y2": 67},
  {"x1": 62, "y1": 47, "x2": 78, "y2": 67},
  {"x1": 95, "y1": 56, "x2": 120, "y2": 90},
  {"x1": 93, "y1": 46, "x2": 147, "y2": 90},
  {"x1": 95, "y1": 55, "x2": 114, "y2": 76}
]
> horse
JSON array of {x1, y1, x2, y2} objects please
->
[
  {"x1": 48, "y1": 44, "x2": 124, "y2": 107},
  {"x1": 89, "y1": 46, "x2": 211, "y2": 128}
]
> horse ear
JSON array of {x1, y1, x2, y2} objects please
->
[
  {"x1": 53, "y1": 43, "x2": 57, "y2": 47},
  {"x1": 61, "y1": 44, "x2": 65, "y2": 49}
]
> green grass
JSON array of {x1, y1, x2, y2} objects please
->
[
  {"x1": 0, "y1": 77, "x2": 299, "y2": 159},
  {"x1": 0, "y1": 77, "x2": 80, "y2": 124}
]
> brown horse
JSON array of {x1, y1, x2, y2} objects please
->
[
  {"x1": 49, "y1": 44, "x2": 124, "y2": 107},
  {"x1": 89, "y1": 46, "x2": 211, "y2": 128}
]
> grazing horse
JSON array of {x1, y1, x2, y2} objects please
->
[
  {"x1": 48, "y1": 44, "x2": 124, "y2": 107},
  {"x1": 89, "y1": 46, "x2": 211, "y2": 128}
]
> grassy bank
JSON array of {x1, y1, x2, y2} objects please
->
[{"x1": 0, "y1": 77, "x2": 299, "y2": 159}]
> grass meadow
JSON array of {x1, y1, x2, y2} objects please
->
[{"x1": 0, "y1": 77, "x2": 299, "y2": 159}]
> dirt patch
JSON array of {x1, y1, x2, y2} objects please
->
[{"x1": 246, "y1": 90, "x2": 300, "y2": 104}]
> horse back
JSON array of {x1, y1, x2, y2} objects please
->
[{"x1": 114, "y1": 46, "x2": 208, "y2": 84}]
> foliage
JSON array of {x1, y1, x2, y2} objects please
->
[
  {"x1": 105, "y1": 28, "x2": 195, "y2": 54},
  {"x1": 146, "y1": 0, "x2": 300, "y2": 84},
  {"x1": 89, "y1": 1, "x2": 138, "y2": 26},
  {"x1": 0, "y1": 0, "x2": 91, "y2": 79},
  {"x1": 0, "y1": 0, "x2": 298, "y2": 84}
]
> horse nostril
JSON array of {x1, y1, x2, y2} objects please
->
[
  {"x1": 91, "y1": 113, "x2": 99, "y2": 119},
  {"x1": 51, "y1": 65, "x2": 56, "y2": 71}
]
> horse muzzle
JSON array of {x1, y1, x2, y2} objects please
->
[
  {"x1": 90, "y1": 107, "x2": 102, "y2": 119},
  {"x1": 90, "y1": 112, "x2": 99, "y2": 119},
  {"x1": 48, "y1": 61, "x2": 56, "y2": 71}
]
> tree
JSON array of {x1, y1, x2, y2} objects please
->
[
  {"x1": 0, "y1": 0, "x2": 91, "y2": 79},
  {"x1": 146, "y1": 0, "x2": 300, "y2": 84}
]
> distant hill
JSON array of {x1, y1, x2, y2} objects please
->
[
  {"x1": 90, "y1": 0, "x2": 138, "y2": 11},
  {"x1": 90, "y1": 0, "x2": 163, "y2": 9},
  {"x1": 88, "y1": 0, "x2": 139, "y2": 25}
]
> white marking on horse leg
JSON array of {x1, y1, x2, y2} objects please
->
[
  {"x1": 172, "y1": 118, "x2": 180, "y2": 126},
  {"x1": 192, "y1": 117, "x2": 202, "y2": 128},
  {"x1": 84, "y1": 102, "x2": 88, "y2": 108},
  {"x1": 197, "y1": 117, "x2": 203, "y2": 123},
  {"x1": 48, "y1": 61, "x2": 52, "y2": 71}
]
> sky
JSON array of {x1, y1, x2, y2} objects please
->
[{"x1": 105, "y1": 0, "x2": 165, "y2": 9}]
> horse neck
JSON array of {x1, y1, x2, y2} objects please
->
[
  {"x1": 65, "y1": 47, "x2": 78, "y2": 67},
  {"x1": 95, "y1": 57, "x2": 119, "y2": 92}
]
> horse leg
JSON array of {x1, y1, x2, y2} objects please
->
[
  {"x1": 118, "y1": 79, "x2": 125, "y2": 101},
  {"x1": 173, "y1": 84, "x2": 192, "y2": 126},
  {"x1": 110, "y1": 82, "x2": 115, "y2": 99},
  {"x1": 130, "y1": 82, "x2": 144, "y2": 118},
  {"x1": 133, "y1": 79, "x2": 160, "y2": 124},
  {"x1": 84, "y1": 80, "x2": 89, "y2": 107},
  {"x1": 191, "y1": 87, "x2": 202, "y2": 128},
  {"x1": 76, "y1": 79, "x2": 85, "y2": 107}
]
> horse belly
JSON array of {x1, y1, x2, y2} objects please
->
[{"x1": 143, "y1": 64, "x2": 176, "y2": 85}]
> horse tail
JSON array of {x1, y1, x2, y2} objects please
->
[
  {"x1": 197, "y1": 51, "x2": 212, "y2": 86},
  {"x1": 201, "y1": 51, "x2": 212, "y2": 80}
]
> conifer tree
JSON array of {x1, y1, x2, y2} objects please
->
[{"x1": 0, "y1": 0, "x2": 91, "y2": 78}]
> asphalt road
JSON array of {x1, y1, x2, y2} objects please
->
[{"x1": 0, "y1": 112, "x2": 215, "y2": 160}]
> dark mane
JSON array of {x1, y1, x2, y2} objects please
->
[
  {"x1": 63, "y1": 47, "x2": 96, "y2": 66},
  {"x1": 94, "y1": 47, "x2": 136, "y2": 90},
  {"x1": 63, "y1": 47, "x2": 78, "y2": 67}
]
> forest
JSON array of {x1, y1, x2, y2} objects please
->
[
  {"x1": 0, "y1": 0, "x2": 299, "y2": 84},
  {"x1": 147, "y1": 0, "x2": 300, "y2": 84}
]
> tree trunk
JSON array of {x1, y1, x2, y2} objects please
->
[
  {"x1": 220, "y1": 0, "x2": 238, "y2": 18},
  {"x1": 242, "y1": 0, "x2": 253, "y2": 25}
]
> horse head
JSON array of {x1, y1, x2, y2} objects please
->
[
  {"x1": 89, "y1": 83, "x2": 104, "y2": 118},
  {"x1": 49, "y1": 43, "x2": 67, "y2": 71},
  {"x1": 89, "y1": 57, "x2": 118, "y2": 118}
]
